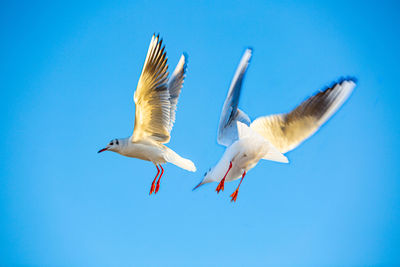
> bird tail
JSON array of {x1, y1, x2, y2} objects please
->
[{"x1": 165, "y1": 147, "x2": 196, "y2": 172}]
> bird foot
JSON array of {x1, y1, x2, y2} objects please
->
[
  {"x1": 149, "y1": 180, "x2": 156, "y2": 195},
  {"x1": 216, "y1": 161, "x2": 232, "y2": 194},
  {"x1": 230, "y1": 189, "x2": 239, "y2": 202},
  {"x1": 155, "y1": 180, "x2": 161, "y2": 194},
  {"x1": 216, "y1": 178, "x2": 225, "y2": 193}
]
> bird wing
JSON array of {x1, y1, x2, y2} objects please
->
[
  {"x1": 167, "y1": 53, "x2": 188, "y2": 132},
  {"x1": 217, "y1": 48, "x2": 252, "y2": 147},
  {"x1": 250, "y1": 79, "x2": 356, "y2": 153},
  {"x1": 131, "y1": 34, "x2": 172, "y2": 144}
]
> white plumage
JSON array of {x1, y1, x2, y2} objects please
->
[
  {"x1": 194, "y1": 48, "x2": 356, "y2": 202},
  {"x1": 99, "y1": 34, "x2": 196, "y2": 195}
]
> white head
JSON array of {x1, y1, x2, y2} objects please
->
[{"x1": 98, "y1": 138, "x2": 122, "y2": 153}]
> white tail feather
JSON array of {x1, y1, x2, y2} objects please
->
[
  {"x1": 165, "y1": 148, "x2": 196, "y2": 172},
  {"x1": 262, "y1": 144, "x2": 289, "y2": 163}
]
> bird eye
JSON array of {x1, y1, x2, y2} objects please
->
[
  {"x1": 110, "y1": 142, "x2": 113, "y2": 145},
  {"x1": 116, "y1": 139, "x2": 119, "y2": 145}
]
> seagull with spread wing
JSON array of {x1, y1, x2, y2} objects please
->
[
  {"x1": 98, "y1": 34, "x2": 196, "y2": 195},
  {"x1": 193, "y1": 48, "x2": 356, "y2": 202}
]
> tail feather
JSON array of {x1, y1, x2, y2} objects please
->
[{"x1": 165, "y1": 148, "x2": 196, "y2": 172}]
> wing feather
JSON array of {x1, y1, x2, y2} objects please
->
[
  {"x1": 250, "y1": 79, "x2": 356, "y2": 153},
  {"x1": 167, "y1": 53, "x2": 188, "y2": 131},
  {"x1": 217, "y1": 48, "x2": 252, "y2": 147},
  {"x1": 132, "y1": 34, "x2": 172, "y2": 143}
]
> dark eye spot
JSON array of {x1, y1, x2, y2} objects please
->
[
  {"x1": 110, "y1": 141, "x2": 113, "y2": 146},
  {"x1": 116, "y1": 139, "x2": 119, "y2": 145}
]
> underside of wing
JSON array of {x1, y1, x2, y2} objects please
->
[
  {"x1": 217, "y1": 48, "x2": 252, "y2": 147},
  {"x1": 168, "y1": 53, "x2": 188, "y2": 131},
  {"x1": 250, "y1": 79, "x2": 356, "y2": 153},
  {"x1": 132, "y1": 34, "x2": 171, "y2": 143}
]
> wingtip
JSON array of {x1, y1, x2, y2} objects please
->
[
  {"x1": 179, "y1": 52, "x2": 188, "y2": 68},
  {"x1": 151, "y1": 33, "x2": 162, "y2": 43},
  {"x1": 335, "y1": 77, "x2": 357, "y2": 95},
  {"x1": 348, "y1": 76, "x2": 357, "y2": 84},
  {"x1": 336, "y1": 76, "x2": 358, "y2": 86},
  {"x1": 320, "y1": 77, "x2": 357, "y2": 95},
  {"x1": 182, "y1": 52, "x2": 189, "y2": 61},
  {"x1": 185, "y1": 160, "x2": 196, "y2": 172},
  {"x1": 242, "y1": 48, "x2": 253, "y2": 63}
]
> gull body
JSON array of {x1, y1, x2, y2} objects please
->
[
  {"x1": 202, "y1": 127, "x2": 285, "y2": 184},
  {"x1": 106, "y1": 137, "x2": 181, "y2": 165},
  {"x1": 194, "y1": 48, "x2": 356, "y2": 202},
  {"x1": 99, "y1": 34, "x2": 196, "y2": 195}
]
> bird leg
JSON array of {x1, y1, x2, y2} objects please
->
[
  {"x1": 149, "y1": 165, "x2": 160, "y2": 195},
  {"x1": 216, "y1": 161, "x2": 233, "y2": 193},
  {"x1": 155, "y1": 165, "x2": 164, "y2": 194},
  {"x1": 230, "y1": 170, "x2": 246, "y2": 202}
]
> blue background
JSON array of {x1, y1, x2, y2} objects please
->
[{"x1": 1, "y1": 0, "x2": 399, "y2": 266}]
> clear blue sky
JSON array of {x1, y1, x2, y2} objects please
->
[{"x1": 1, "y1": 0, "x2": 399, "y2": 266}]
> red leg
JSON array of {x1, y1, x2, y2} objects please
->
[
  {"x1": 155, "y1": 165, "x2": 164, "y2": 194},
  {"x1": 216, "y1": 161, "x2": 233, "y2": 193},
  {"x1": 230, "y1": 170, "x2": 246, "y2": 202},
  {"x1": 149, "y1": 165, "x2": 160, "y2": 195}
]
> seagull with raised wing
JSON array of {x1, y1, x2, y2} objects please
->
[
  {"x1": 98, "y1": 34, "x2": 196, "y2": 195},
  {"x1": 193, "y1": 48, "x2": 356, "y2": 202}
]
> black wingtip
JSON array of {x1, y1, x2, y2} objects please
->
[{"x1": 151, "y1": 33, "x2": 161, "y2": 43}]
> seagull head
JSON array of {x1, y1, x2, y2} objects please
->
[{"x1": 98, "y1": 139, "x2": 120, "y2": 153}]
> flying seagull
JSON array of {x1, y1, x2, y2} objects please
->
[
  {"x1": 193, "y1": 48, "x2": 355, "y2": 202},
  {"x1": 98, "y1": 34, "x2": 196, "y2": 195}
]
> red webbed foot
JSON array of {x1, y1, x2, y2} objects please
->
[
  {"x1": 230, "y1": 189, "x2": 239, "y2": 202},
  {"x1": 216, "y1": 179, "x2": 225, "y2": 193},
  {"x1": 230, "y1": 170, "x2": 246, "y2": 202},
  {"x1": 155, "y1": 180, "x2": 160, "y2": 194},
  {"x1": 149, "y1": 180, "x2": 156, "y2": 195},
  {"x1": 215, "y1": 161, "x2": 233, "y2": 194},
  {"x1": 149, "y1": 165, "x2": 160, "y2": 195}
]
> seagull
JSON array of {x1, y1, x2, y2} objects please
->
[
  {"x1": 98, "y1": 34, "x2": 196, "y2": 195},
  {"x1": 193, "y1": 48, "x2": 356, "y2": 202}
]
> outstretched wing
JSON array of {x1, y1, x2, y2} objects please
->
[
  {"x1": 217, "y1": 48, "x2": 252, "y2": 147},
  {"x1": 132, "y1": 34, "x2": 172, "y2": 143},
  {"x1": 167, "y1": 53, "x2": 188, "y2": 131},
  {"x1": 250, "y1": 79, "x2": 356, "y2": 153}
]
